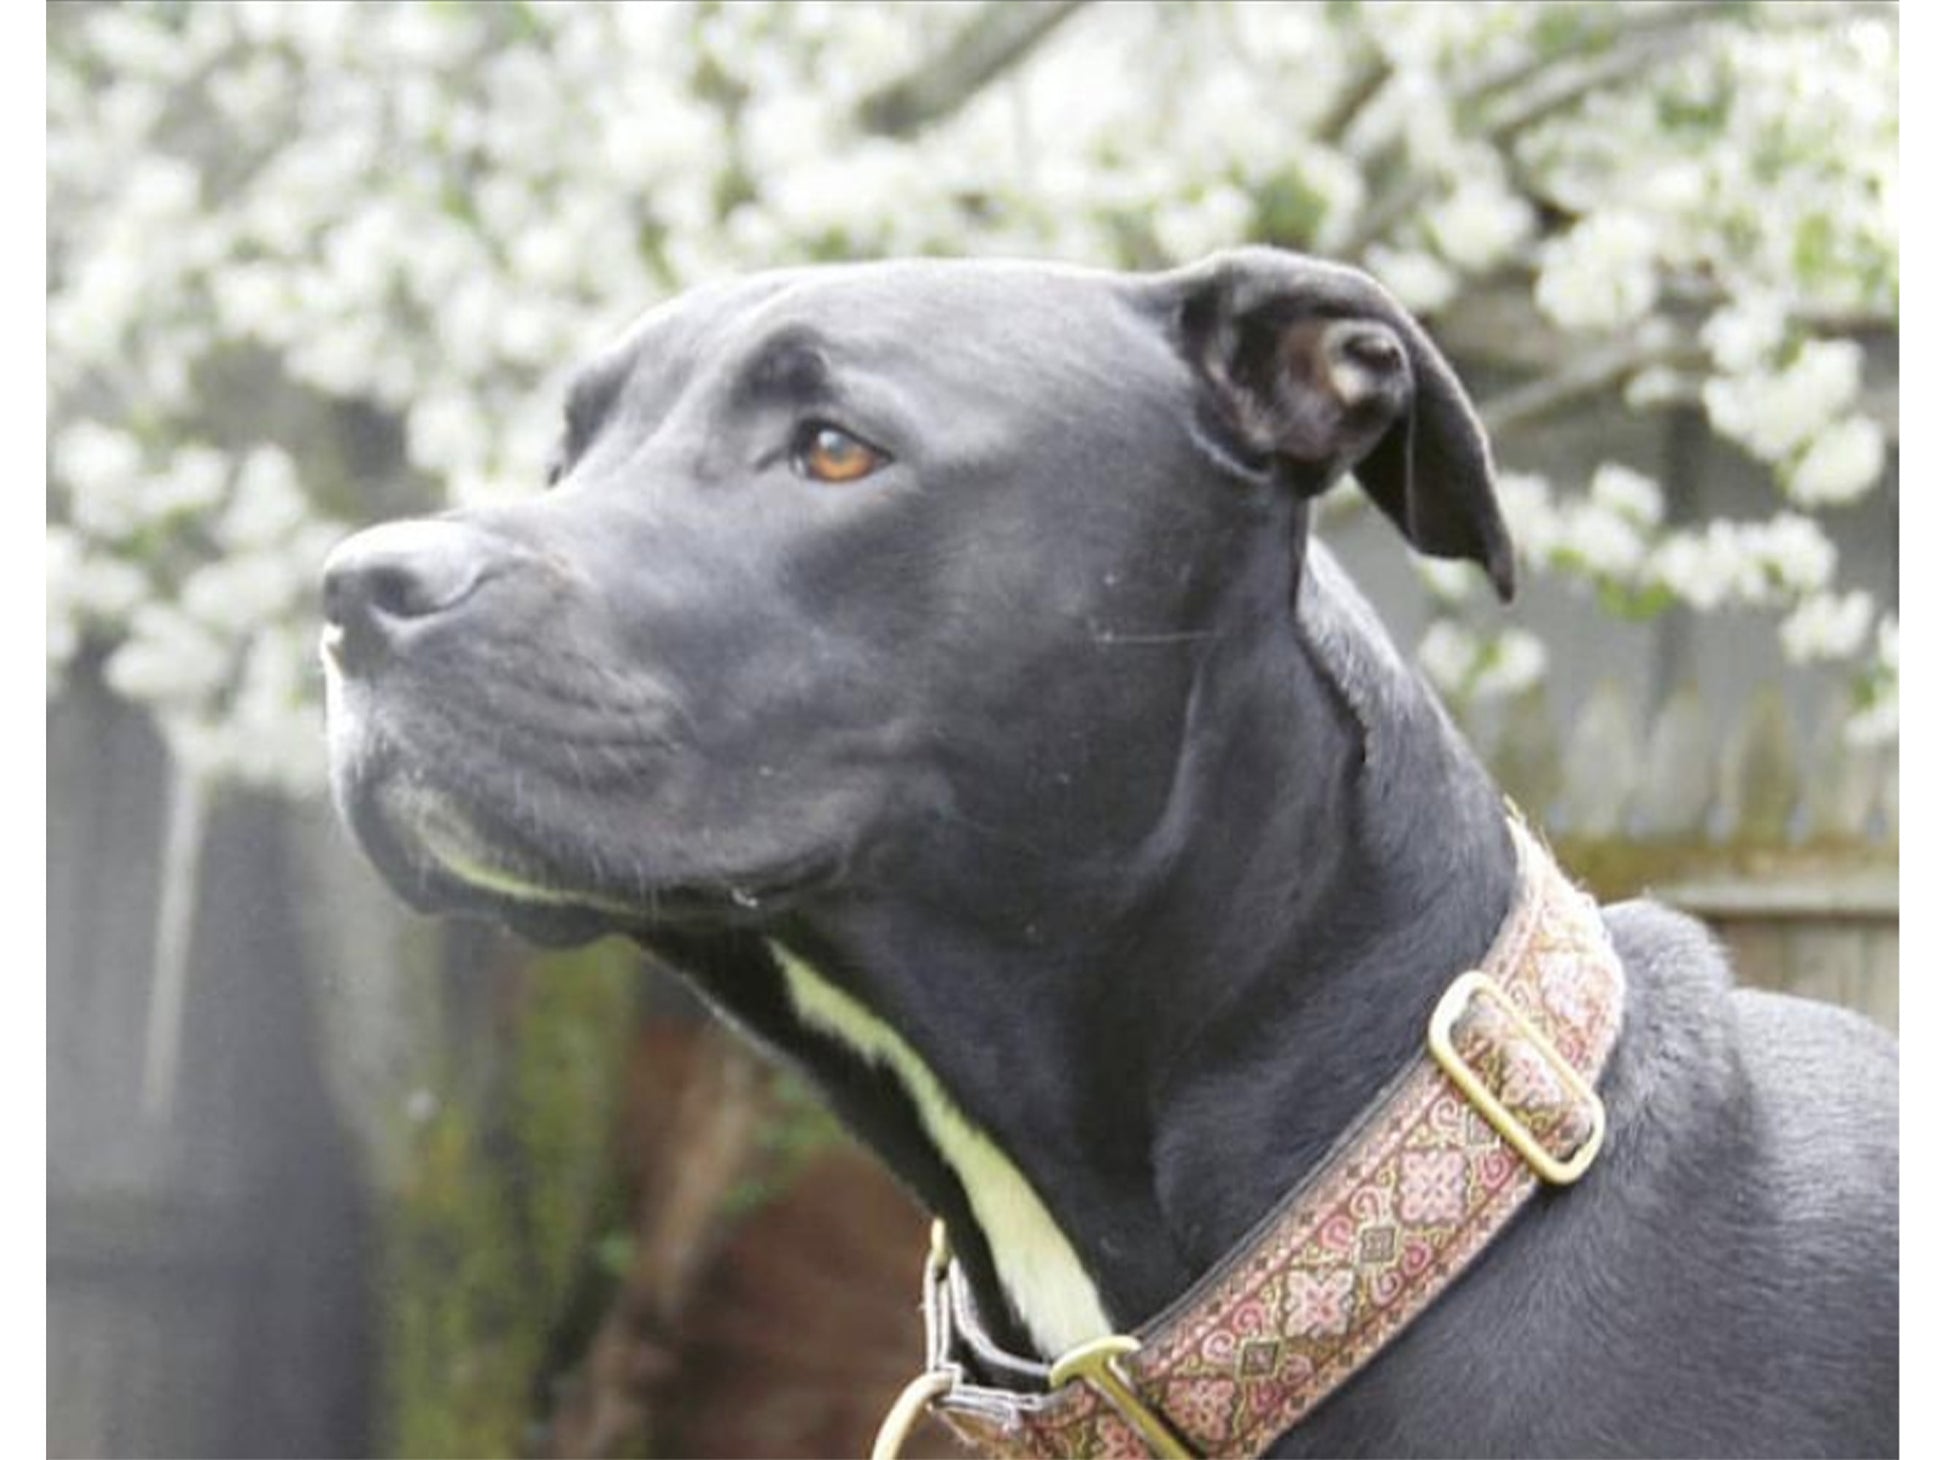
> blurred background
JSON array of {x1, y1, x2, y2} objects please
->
[{"x1": 47, "y1": 3, "x2": 1896, "y2": 1457}]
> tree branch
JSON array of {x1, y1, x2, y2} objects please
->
[
  {"x1": 1479, "y1": 16, "x2": 1728, "y2": 145},
  {"x1": 1342, "y1": 2, "x2": 1755, "y2": 254},
  {"x1": 1463, "y1": 0, "x2": 1737, "y2": 124},
  {"x1": 1477, "y1": 333, "x2": 1693, "y2": 437},
  {"x1": 1316, "y1": 51, "x2": 1392, "y2": 147},
  {"x1": 856, "y1": 0, "x2": 1092, "y2": 137}
]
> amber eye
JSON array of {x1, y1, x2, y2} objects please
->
[{"x1": 795, "y1": 423, "x2": 886, "y2": 484}]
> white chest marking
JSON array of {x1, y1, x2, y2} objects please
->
[{"x1": 768, "y1": 941, "x2": 1112, "y2": 1358}]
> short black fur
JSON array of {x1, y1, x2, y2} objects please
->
[{"x1": 322, "y1": 250, "x2": 1896, "y2": 1456}]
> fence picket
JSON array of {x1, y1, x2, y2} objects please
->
[
  {"x1": 1556, "y1": 680, "x2": 1640, "y2": 838},
  {"x1": 1880, "y1": 748, "x2": 1899, "y2": 842},
  {"x1": 1717, "y1": 686, "x2": 1800, "y2": 843},
  {"x1": 1804, "y1": 689, "x2": 1882, "y2": 842},
  {"x1": 1634, "y1": 683, "x2": 1714, "y2": 839},
  {"x1": 1486, "y1": 685, "x2": 1563, "y2": 828}
]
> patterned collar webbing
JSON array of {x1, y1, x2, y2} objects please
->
[{"x1": 900, "y1": 819, "x2": 1627, "y2": 1459}]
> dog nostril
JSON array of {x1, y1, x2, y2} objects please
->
[
  {"x1": 363, "y1": 561, "x2": 449, "y2": 619},
  {"x1": 321, "y1": 520, "x2": 499, "y2": 662}
]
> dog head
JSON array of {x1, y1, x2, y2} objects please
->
[{"x1": 322, "y1": 250, "x2": 1509, "y2": 943}]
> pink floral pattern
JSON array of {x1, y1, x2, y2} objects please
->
[
  {"x1": 1285, "y1": 1267, "x2": 1357, "y2": 1338},
  {"x1": 1397, "y1": 1148, "x2": 1469, "y2": 1225},
  {"x1": 1500, "y1": 1041, "x2": 1566, "y2": 1112},
  {"x1": 932, "y1": 822, "x2": 1625, "y2": 1458}
]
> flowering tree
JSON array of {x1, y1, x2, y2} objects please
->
[{"x1": 48, "y1": 0, "x2": 1899, "y2": 797}]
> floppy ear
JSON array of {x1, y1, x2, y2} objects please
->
[{"x1": 1171, "y1": 247, "x2": 1515, "y2": 602}]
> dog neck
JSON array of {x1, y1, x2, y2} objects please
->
[{"x1": 651, "y1": 548, "x2": 1518, "y2": 1362}]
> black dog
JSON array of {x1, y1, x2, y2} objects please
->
[{"x1": 323, "y1": 250, "x2": 1897, "y2": 1456}]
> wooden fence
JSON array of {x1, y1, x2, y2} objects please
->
[
  {"x1": 1460, "y1": 678, "x2": 1898, "y2": 1032},
  {"x1": 48, "y1": 678, "x2": 374, "y2": 1460}
]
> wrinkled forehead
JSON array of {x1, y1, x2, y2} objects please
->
[{"x1": 569, "y1": 259, "x2": 1179, "y2": 423}]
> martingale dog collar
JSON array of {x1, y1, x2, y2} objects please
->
[{"x1": 873, "y1": 818, "x2": 1626, "y2": 1460}]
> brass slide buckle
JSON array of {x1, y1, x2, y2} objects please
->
[
  {"x1": 1049, "y1": 1336, "x2": 1198, "y2": 1459},
  {"x1": 1427, "y1": 971, "x2": 1605, "y2": 1186}
]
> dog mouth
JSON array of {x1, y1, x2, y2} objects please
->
[
  {"x1": 350, "y1": 771, "x2": 831, "y2": 944},
  {"x1": 331, "y1": 705, "x2": 832, "y2": 944},
  {"x1": 374, "y1": 779, "x2": 638, "y2": 914}
]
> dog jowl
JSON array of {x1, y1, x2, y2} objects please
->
[{"x1": 323, "y1": 250, "x2": 1896, "y2": 1458}]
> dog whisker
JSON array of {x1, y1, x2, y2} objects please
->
[{"x1": 1089, "y1": 628, "x2": 1219, "y2": 646}]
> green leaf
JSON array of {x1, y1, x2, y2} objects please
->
[
  {"x1": 1793, "y1": 211, "x2": 1838, "y2": 286},
  {"x1": 1254, "y1": 173, "x2": 1330, "y2": 251}
]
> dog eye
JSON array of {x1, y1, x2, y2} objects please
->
[{"x1": 794, "y1": 423, "x2": 886, "y2": 484}]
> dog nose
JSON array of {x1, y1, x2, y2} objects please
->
[{"x1": 321, "y1": 519, "x2": 500, "y2": 667}]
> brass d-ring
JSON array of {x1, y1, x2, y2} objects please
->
[{"x1": 869, "y1": 1369, "x2": 955, "y2": 1460}]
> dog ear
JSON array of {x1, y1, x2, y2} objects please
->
[{"x1": 1171, "y1": 248, "x2": 1515, "y2": 602}]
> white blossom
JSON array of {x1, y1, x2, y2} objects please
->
[
  {"x1": 46, "y1": 529, "x2": 84, "y2": 690},
  {"x1": 1641, "y1": 514, "x2": 1835, "y2": 613},
  {"x1": 1288, "y1": 146, "x2": 1369, "y2": 253},
  {"x1": 408, "y1": 391, "x2": 490, "y2": 478},
  {"x1": 84, "y1": 6, "x2": 196, "y2": 81},
  {"x1": 1703, "y1": 339, "x2": 1864, "y2": 463},
  {"x1": 218, "y1": 447, "x2": 309, "y2": 549},
  {"x1": 1426, "y1": 176, "x2": 1534, "y2": 273},
  {"x1": 1556, "y1": 500, "x2": 1645, "y2": 580},
  {"x1": 742, "y1": 91, "x2": 841, "y2": 181},
  {"x1": 1589, "y1": 463, "x2": 1664, "y2": 529},
  {"x1": 1415, "y1": 557, "x2": 1481, "y2": 604},
  {"x1": 151, "y1": 446, "x2": 233, "y2": 521},
  {"x1": 1416, "y1": 622, "x2": 1546, "y2": 702},
  {"x1": 1753, "y1": 513, "x2": 1839, "y2": 596},
  {"x1": 1417, "y1": 620, "x2": 1480, "y2": 697},
  {"x1": 226, "y1": 629, "x2": 330, "y2": 792},
  {"x1": 1842, "y1": 615, "x2": 1899, "y2": 747},
  {"x1": 1398, "y1": 75, "x2": 1465, "y2": 174},
  {"x1": 1644, "y1": 530, "x2": 1743, "y2": 613},
  {"x1": 1778, "y1": 590, "x2": 1875, "y2": 664},
  {"x1": 208, "y1": 53, "x2": 290, "y2": 130},
  {"x1": 67, "y1": 555, "x2": 153, "y2": 622},
  {"x1": 1495, "y1": 471, "x2": 1563, "y2": 568},
  {"x1": 1364, "y1": 245, "x2": 1459, "y2": 315},
  {"x1": 105, "y1": 604, "x2": 233, "y2": 706},
  {"x1": 1846, "y1": 609, "x2": 1899, "y2": 750},
  {"x1": 1702, "y1": 294, "x2": 1788, "y2": 374},
  {"x1": 1535, "y1": 213, "x2": 1659, "y2": 332},
  {"x1": 180, "y1": 552, "x2": 306, "y2": 628},
  {"x1": 54, "y1": 421, "x2": 145, "y2": 537},
  {"x1": 1785, "y1": 415, "x2": 1886, "y2": 507},
  {"x1": 45, "y1": 0, "x2": 1902, "y2": 781},
  {"x1": 154, "y1": 710, "x2": 229, "y2": 781},
  {"x1": 288, "y1": 321, "x2": 389, "y2": 400},
  {"x1": 1623, "y1": 366, "x2": 1686, "y2": 412},
  {"x1": 1154, "y1": 186, "x2": 1257, "y2": 266},
  {"x1": 54, "y1": 416, "x2": 142, "y2": 498},
  {"x1": 1844, "y1": 687, "x2": 1897, "y2": 749},
  {"x1": 508, "y1": 223, "x2": 585, "y2": 293},
  {"x1": 47, "y1": 617, "x2": 80, "y2": 696},
  {"x1": 1476, "y1": 629, "x2": 1547, "y2": 700}
]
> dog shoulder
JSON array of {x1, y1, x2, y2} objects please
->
[
  {"x1": 1601, "y1": 893, "x2": 1896, "y2": 1123},
  {"x1": 1599, "y1": 893, "x2": 1896, "y2": 1318}
]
